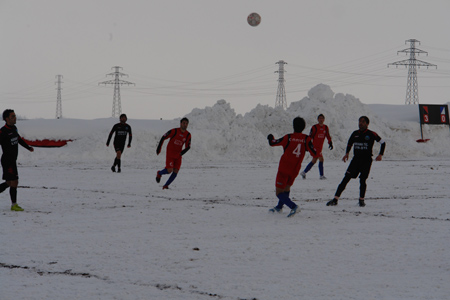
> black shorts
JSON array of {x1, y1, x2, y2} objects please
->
[
  {"x1": 114, "y1": 143, "x2": 125, "y2": 153},
  {"x1": 1, "y1": 159, "x2": 18, "y2": 181},
  {"x1": 345, "y1": 157, "x2": 372, "y2": 180}
]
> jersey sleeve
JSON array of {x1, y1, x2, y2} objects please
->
[
  {"x1": 345, "y1": 131, "x2": 356, "y2": 154},
  {"x1": 181, "y1": 133, "x2": 191, "y2": 156},
  {"x1": 156, "y1": 129, "x2": 174, "y2": 155},
  {"x1": 268, "y1": 135, "x2": 288, "y2": 148},
  {"x1": 106, "y1": 124, "x2": 117, "y2": 145},
  {"x1": 373, "y1": 131, "x2": 386, "y2": 155},
  {"x1": 325, "y1": 125, "x2": 332, "y2": 143},
  {"x1": 127, "y1": 126, "x2": 132, "y2": 146}
]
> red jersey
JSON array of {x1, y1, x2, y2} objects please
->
[
  {"x1": 269, "y1": 132, "x2": 315, "y2": 175},
  {"x1": 157, "y1": 128, "x2": 191, "y2": 158},
  {"x1": 310, "y1": 124, "x2": 332, "y2": 152}
]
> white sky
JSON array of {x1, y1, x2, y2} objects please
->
[{"x1": 1, "y1": 0, "x2": 450, "y2": 120}]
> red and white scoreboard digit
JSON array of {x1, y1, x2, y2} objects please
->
[{"x1": 419, "y1": 104, "x2": 449, "y2": 125}]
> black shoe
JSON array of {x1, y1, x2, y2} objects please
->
[
  {"x1": 117, "y1": 168, "x2": 121, "y2": 173},
  {"x1": 326, "y1": 199, "x2": 338, "y2": 206},
  {"x1": 111, "y1": 166, "x2": 116, "y2": 173},
  {"x1": 359, "y1": 200, "x2": 365, "y2": 207}
]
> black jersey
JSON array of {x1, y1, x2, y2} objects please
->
[
  {"x1": 346, "y1": 129, "x2": 385, "y2": 159},
  {"x1": 0, "y1": 124, "x2": 32, "y2": 161},
  {"x1": 107, "y1": 123, "x2": 132, "y2": 147}
]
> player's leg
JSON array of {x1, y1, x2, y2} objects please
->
[
  {"x1": 318, "y1": 156, "x2": 326, "y2": 179},
  {"x1": 327, "y1": 161, "x2": 357, "y2": 206},
  {"x1": 163, "y1": 158, "x2": 181, "y2": 189},
  {"x1": 156, "y1": 156, "x2": 174, "y2": 183},
  {"x1": 358, "y1": 160, "x2": 372, "y2": 207},
  {"x1": 301, "y1": 156, "x2": 318, "y2": 178}
]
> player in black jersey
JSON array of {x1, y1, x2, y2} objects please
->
[
  {"x1": 106, "y1": 114, "x2": 132, "y2": 173},
  {"x1": 0, "y1": 109, "x2": 34, "y2": 211},
  {"x1": 327, "y1": 116, "x2": 385, "y2": 207}
]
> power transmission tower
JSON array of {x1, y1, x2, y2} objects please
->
[
  {"x1": 275, "y1": 60, "x2": 287, "y2": 109},
  {"x1": 55, "y1": 75, "x2": 63, "y2": 119},
  {"x1": 388, "y1": 39, "x2": 437, "y2": 105},
  {"x1": 99, "y1": 66, "x2": 135, "y2": 117}
]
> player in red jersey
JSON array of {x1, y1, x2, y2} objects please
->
[
  {"x1": 156, "y1": 118, "x2": 191, "y2": 189},
  {"x1": 267, "y1": 117, "x2": 316, "y2": 217},
  {"x1": 300, "y1": 114, "x2": 333, "y2": 180}
]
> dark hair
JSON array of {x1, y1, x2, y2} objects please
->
[
  {"x1": 3, "y1": 109, "x2": 14, "y2": 121},
  {"x1": 180, "y1": 117, "x2": 189, "y2": 123},
  {"x1": 293, "y1": 117, "x2": 305, "y2": 133},
  {"x1": 317, "y1": 114, "x2": 325, "y2": 119},
  {"x1": 359, "y1": 116, "x2": 370, "y2": 125},
  {"x1": 120, "y1": 114, "x2": 127, "y2": 119}
]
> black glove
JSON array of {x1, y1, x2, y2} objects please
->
[
  {"x1": 267, "y1": 134, "x2": 274, "y2": 141},
  {"x1": 329, "y1": 142, "x2": 333, "y2": 150}
]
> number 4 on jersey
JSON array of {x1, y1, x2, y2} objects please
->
[{"x1": 292, "y1": 144, "x2": 302, "y2": 157}]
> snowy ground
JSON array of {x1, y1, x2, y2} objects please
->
[{"x1": 1, "y1": 157, "x2": 449, "y2": 300}]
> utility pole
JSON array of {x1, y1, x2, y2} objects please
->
[
  {"x1": 55, "y1": 75, "x2": 63, "y2": 119},
  {"x1": 388, "y1": 39, "x2": 437, "y2": 105},
  {"x1": 99, "y1": 66, "x2": 135, "y2": 117},
  {"x1": 275, "y1": 60, "x2": 287, "y2": 109}
]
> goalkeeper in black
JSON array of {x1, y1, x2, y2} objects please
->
[
  {"x1": 106, "y1": 114, "x2": 132, "y2": 173},
  {"x1": 327, "y1": 116, "x2": 385, "y2": 207},
  {"x1": 0, "y1": 109, "x2": 34, "y2": 211}
]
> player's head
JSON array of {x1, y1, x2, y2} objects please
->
[
  {"x1": 359, "y1": 116, "x2": 369, "y2": 130},
  {"x1": 180, "y1": 117, "x2": 189, "y2": 131},
  {"x1": 3, "y1": 109, "x2": 15, "y2": 124},
  {"x1": 293, "y1": 117, "x2": 305, "y2": 133},
  {"x1": 317, "y1": 114, "x2": 325, "y2": 124},
  {"x1": 119, "y1": 114, "x2": 127, "y2": 123}
]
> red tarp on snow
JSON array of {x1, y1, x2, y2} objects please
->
[{"x1": 22, "y1": 138, "x2": 73, "y2": 148}]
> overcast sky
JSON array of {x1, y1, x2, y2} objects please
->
[{"x1": 1, "y1": 0, "x2": 450, "y2": 120}]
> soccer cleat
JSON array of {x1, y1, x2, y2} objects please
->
[
  {"x1": 162, "y1": 185, "x2": 169, "y2": 190},
  {"x1": 156, "y1": 171, "x2": 161, "y2": 183},
  {"x1": 287, "y1": 205, "x2": 299, "y2": 218},
  {"x1": 320, "y1": 176, "x2": 327, "y2": 180},
  {"x1": 111, "y1": 166, "x2": 116, "y2": 173},
  {"x1": 11, "y1": 203, "x2": 24, "y2": 211},
  {"x1": 359, "y1": 200, "x2": 366, "y2": 207},
  {"x1": 268, "y1": 207, "x2": 282, "y2": 213},
  {"x1": 300, "y1": 172, "x2": 306, "y2": 179},
  {"x1": 117, "y1": 168, "x2": 121, "y2": 173},
  {"x1": 326, "y1": 199, "x2": 338, "y2": 206}
]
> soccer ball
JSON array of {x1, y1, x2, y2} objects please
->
[{"x1": 247, "y1": 13, "x2": 261, "y2": 27}]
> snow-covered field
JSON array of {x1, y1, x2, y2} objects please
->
[
  {"x1": 1, "y1": 85, "x2": 450, "y2": 299},
  {"x1": 1, "y1": 159, "x2": 449, "y2": 300}
]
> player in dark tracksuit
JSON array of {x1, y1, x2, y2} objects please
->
[
  {"x1": 0, "y1": 109, "x2": 34, "y2": 211},
  {"x1": 327, "y1": 116, "x2": 385, "y2": 207},
  {"x1": 106, "y1": 114, "x2": 132, "y2": 173}
]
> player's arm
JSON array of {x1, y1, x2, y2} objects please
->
[
  {"x1": 106, "y1": 125, "x2": 116, "y2": 146},
  {"x1": 181, "y1": 134, "x2": 191, "y2": 156},
  {"x1": 343, "y1": 132, "x2": 356, "y2": 162},
  {"x1": 326, "y1": 125, "x2": 333, "y2": 150},
  {"x1": 375, "y1": 134, "x2": 386, "y2": 161},
  {"x1": 306, "y1": 136, "x2": 317, "y2": 156},
  {"x1": 267, "y1": 134, "x2": 285, "y2": 147},
  {"x1": 127, "y1": 126, "x2": 132, "y2": 147},
  {"x1": 18, "y1": 136, "x2": 34, "y2": 152},
  {"x1": 156, "y1": 129, "x2": 172, "y2": 155}
]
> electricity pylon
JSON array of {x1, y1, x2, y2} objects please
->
[
  {"x1": 388, "y1": 39, "x2": 437, "y2": 105},
  {"x1": 275, "y1": 60, "x2": 287, "y2": 109},
  {"x1": 99, "y1": 66, "x2": 135, "y2": 117}
]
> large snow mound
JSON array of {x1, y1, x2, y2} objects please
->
[{"x1": 16, "y1": 84, "x2": 450, "y2": 163}]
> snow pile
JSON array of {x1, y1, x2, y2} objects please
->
[{"x1": 16, "y1": 84, "x2": 450, "y2": 164}]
